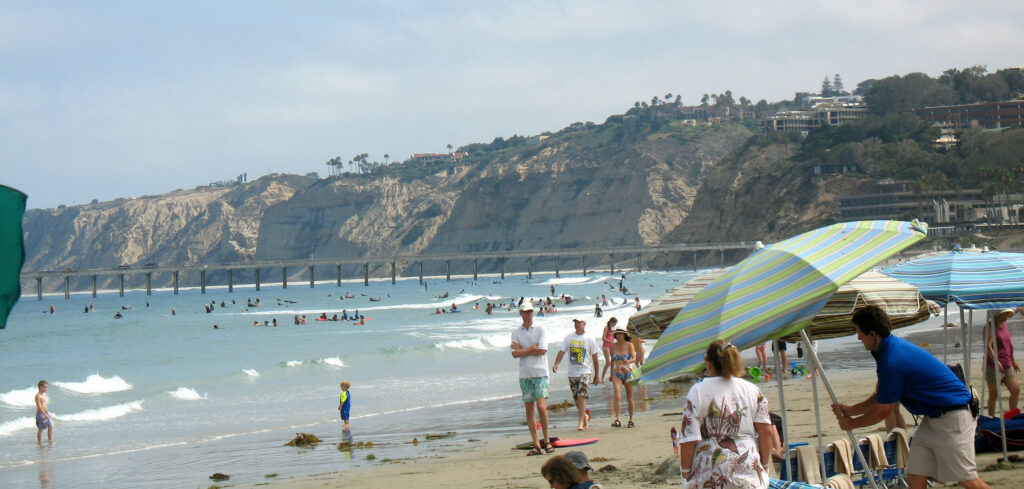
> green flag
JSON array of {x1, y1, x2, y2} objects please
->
[{"x1": 0, "y1": 185, "x2": 27, "y2": 328}]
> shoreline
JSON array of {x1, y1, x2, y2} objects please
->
[{"x1": 254, "y1": 365, "x2": 1024, "y2": 489}]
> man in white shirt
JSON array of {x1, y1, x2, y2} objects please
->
[
  {"x1": 511, "y1": 301, "x2": 552, "y2": 455},
  {"x1": 554, "y1": 318, "x2": 600, "y2": 430}
]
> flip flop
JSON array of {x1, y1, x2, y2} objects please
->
[
  {"x1": 526, "y1": 448, "x2": 543, "y2": 456},
  {"x1": 627, "y1": 421, "x2": 635, "y2": 428},
  {"x1": 611, "y1": 419, "x2": 622, "y2": 428}
]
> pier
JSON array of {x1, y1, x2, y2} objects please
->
[{"x1": 22, "y1": 242, "x2": 757, "y2": 299}]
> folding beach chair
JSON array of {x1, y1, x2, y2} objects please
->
[
  {"x1": 822, "y1": 443, "x2": 840, "y2": 479},
  {"x1": 880, "y1": 431, "x2": 910, "y2": 488},
  {"x1": 850, "y1": 438, "x2": 877, "y2": 487}
]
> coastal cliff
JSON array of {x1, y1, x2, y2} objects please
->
[{"x1": 22, "y1": 121, "x2": 756, "y2": 289}]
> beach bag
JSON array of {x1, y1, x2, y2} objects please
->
[{"x1": 948, "y1": 363, "x2": 980, "y2": 417}]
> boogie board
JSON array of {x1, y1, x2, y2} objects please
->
[
  {"x1": 551, "y1": 438, "x2": 598, "y2": 448},
  {"x1": 515, "y1": 437, "x2": 560, "y2": 450}
]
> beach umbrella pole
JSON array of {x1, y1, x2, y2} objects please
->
[
  {"x1": 800, "y1": 330, "x2": 879, "y2": 489},
  {"x1": 943, "y1": 304, "x2": 949, "y2": 364},
  {"x1": 961, "y1": 308, "x2": 969, "y2": 384},
  {"x1": 808, "y1": 343, "x2": 827, "y2": 483},
  {"x1": 772, "y1": 346, "x2": 792, "y2": 480}
]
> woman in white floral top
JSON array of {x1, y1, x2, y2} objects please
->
[{"x1": 678, "y1": 340, "x2": 772, "y2": 489}]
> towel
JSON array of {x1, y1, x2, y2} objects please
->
[
  {"x1": 794, "y1": 444, "x2": 822, "y2": 485},
  {"x1": 830, "y1": 438, "x2": 854, "y2": 475},
  {"x1": 887, "y1": 428, "x2": 910, "y2": 469},
  {"x1": 825, "y1": 474, "x2": 856, "y2": 489},
  {"x1": 864, "y1": 434, "x2": 889, "y2": 469}
]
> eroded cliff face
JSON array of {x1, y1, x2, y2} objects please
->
[
  {"x1": 255, "y1": 124, "x2": 754, "y2": 274},
  {"x1": 655, "y1": 139, "x2": 871, "y2": 267},
  {"x1": 22, "y1": 175, "x2": 313, "y2": 289},
  {"x1": 24, "y1": 122, "x2": 779, "y2": 288}
]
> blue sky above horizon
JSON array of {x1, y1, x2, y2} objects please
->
[{"x1": 2, "y1": 1, "x2": 1022, "y2": 209}]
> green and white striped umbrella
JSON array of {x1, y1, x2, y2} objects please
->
[{"x1": 636, "y1": 220, "x2": 928, "y2": 383}]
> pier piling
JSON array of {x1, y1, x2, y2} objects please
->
[
  {"x1": 419, "y1": 262, "x2": 424, "y2": 286},
  {"x1": 391, "y1": 261, "x2": 396, "y2": 285},
  {"x1": 610, "y1": 254, "x2": 615, "y2": 275},
  {"x1": 309, "y1": 265, "x2": 314, "y2": 288},
  {"x1": 173, "y1": 271, "x2": 179, "y2": 295},
  {"x1": 64, "y1": 276, "x2": 69, "y2": 299},
  {"x1": 528, "y1": 257, "x2": 532, "y2": 279},
  {"x1": 555, "y1": 256, "x2": 560, "y2": 278},
  {"x1": 200, "y1": 270, "x2": 206, "y2": 294},
  {"x1": 119, "y1": 273, "x2": 125, "y2": 297},
  {"x1": 227, "y1": 269, "x2": 233, "y2": 293},
  {"x1": 91, "y1": 275, "x2": 97, "y2": 298},
  {"x1": 500, "y1": 257, "x2": 505, "y2": 280},
  {"x1": 363, "y1": 263, "x2": 368, "y2": 286},
  {"x1": 36, "y1": 276, "x2": 42, "y2": 301},
  {"x1": 336, "y1": 265, "x2": 341, "y2": 287},
  {"x1": 446, "y1": 261, "x2": 451, "y2": 282},
  {"x1": 473, "y1": 259, "x2": 478, "y2": 281},
  {"x1": 582, "y1": 255, "x2": 587, "y2": 276},
  {"x1": 255, "y1": 268, "x2": 261, "y2": 291},
  {"x1": 281, "y1": 267, "x2": 287, "y2": 289},
  {"x1": 146, "y1": 272, "x2": 152, "y2": 295},
  {"x1": 636, "y1": 253, "x2": 642, "y2": 272}
]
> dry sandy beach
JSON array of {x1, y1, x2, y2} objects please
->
[{"x1": 251, "y1": 362, "x2": 1024, "y2": 489}]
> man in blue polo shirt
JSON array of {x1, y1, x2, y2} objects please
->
[{"x1": 832, "y1": 305, "x2": 990, "y2": 489}]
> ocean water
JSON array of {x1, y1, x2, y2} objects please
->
[
  {"x1": 0, "y1": 268, "x2": 1001, "y2": 488},
  {"x1": 0, "y1": 270, "x2": 700, "y2": 488}
]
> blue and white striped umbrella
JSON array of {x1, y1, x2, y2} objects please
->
[
  {"x1": 880, "y1": 250, "x2": 1024, "y2": 309},
  {"x1": 636, "y1": 220, "x2": 927, "y2": 383}
]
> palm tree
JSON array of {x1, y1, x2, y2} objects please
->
[
  {"x1": 383, "y1": 153, "x2": 390, "y2": 165},
  {"x1": 446, "y1": 144, "x2": 453, "y2": 155}
]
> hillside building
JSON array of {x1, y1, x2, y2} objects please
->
[
  {"x1": 762, "y1": 97, "x2": 866, "y2": 135},
  {"x1": 838, "y1": 181, "x2": 1023, "y2": 230},
  {"x1": 915, "y1": 100, "x2": 1024, "y2": 131},
  {"x1": 409, "y1": 151, "x2": 469, "y2": 166}
]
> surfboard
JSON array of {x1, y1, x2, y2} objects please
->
[
  {"x1": 515, "y1": 437, "x2": 560, "y2": 450},
  {"x1": 551, "y1": 438, "x2": 598, "y2": 448}
]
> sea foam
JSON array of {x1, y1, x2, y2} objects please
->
[
  {"x1": 285, "y1": 360, "x2": 303, "y2": 367},
  {"x1": 53, "y1": 401, "x2": 144, "y2": 422},
  {"x1": 0, "y1": 417, "x2": 36, "y2": 437},
  {"x1": 241, "y1": 369, "x2": 261, "y2": 377},
  {"x1": 167, "y1": 387, "x2": 206, "y2": 401},
  {"x1": 319, "y1": 357, "x2": 345, "y2": 368},
  {"x1": 436, "y1": 333, "x2": 509, "y2": 351},
  {"x1": 0, "y1": 386, "x2": 38, "y2": 408},
  {"x1": 53, "y1": 374, "x2": 132, "y2": 394}
]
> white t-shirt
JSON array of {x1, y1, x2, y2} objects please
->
[
  {"x1": 511, "y1": 324, "x2": 549, "y2": 379},
  {"x1": 560, "y1": 332, "x2": 600, "y2": 377}
]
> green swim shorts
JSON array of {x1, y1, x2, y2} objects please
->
[{"x1": 519, "y1": 377, "x2": 549, "y2": 403}]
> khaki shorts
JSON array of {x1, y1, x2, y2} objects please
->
[
  {"x1": 908, "y1": 408, "x2": 978, "y2": 482},
  {"x1": 985, "y1": 364, "x2": 1018, "y2": 384}
]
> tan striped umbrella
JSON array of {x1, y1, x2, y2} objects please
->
[{"x1": 628, "y1": 270, "x2": 938, "y2": 342}]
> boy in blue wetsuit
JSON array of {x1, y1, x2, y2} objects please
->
[{"x1": 338, "y1": 380, "x2": 352, "y2": 431}]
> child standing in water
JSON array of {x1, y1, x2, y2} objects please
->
[
  {"x1": 338, "y1": 380, "x2": 352, "y2": 431},
  {"x1": 35, "y1": 380, "x2": 52, "y2": 444}
]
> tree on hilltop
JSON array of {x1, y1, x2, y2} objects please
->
[
  {"x1": 833, "y1": 74, "x2": 845, "y2": 94},
  {"x1": 383, "y1": 153, "x2": 390, "y2": 165},
  {"x1": 821, "y1": 76, "x2": 833, "y2": 96},
  {"x1": 701, "y1": 94, "x2": 710, "y2": 105}
]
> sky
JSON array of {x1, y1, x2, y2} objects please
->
[{"x1": 2, "y1": 1, "x2": 1022, "y2": 209}]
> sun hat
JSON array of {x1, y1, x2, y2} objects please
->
[
  {"x1": 564, "y1": 450, "x2": 592, "y2": 471},
  {"x1": 519, "y1": 301, "x2": 535, "y2": 312},
  {"x1": 998, "y1": 308, "x2": 1016, "y2": 317},
  {"x1": 612, "y1": 324, "x2": 631, "y2": 341}
]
